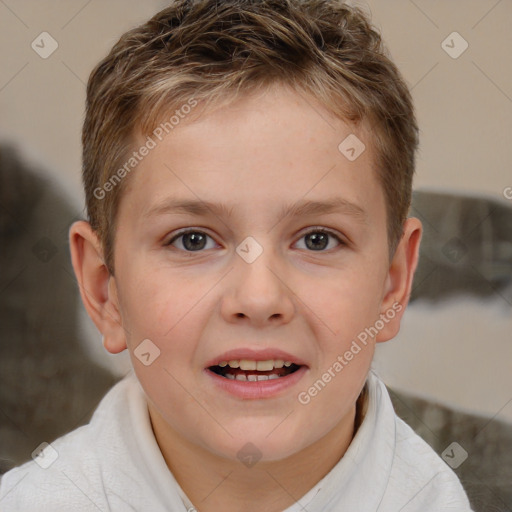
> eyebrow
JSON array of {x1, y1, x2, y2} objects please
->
[{"x1": 142, "y1": 197, "x2": 367, "y2": 225}]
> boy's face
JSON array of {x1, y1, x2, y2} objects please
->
[{"x1": 78, "y1": 84, "x2": 419, "y2": 463}]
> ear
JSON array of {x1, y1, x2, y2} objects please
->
[
  {"x1": 69, "y1": 221, "x2": 127, "y2": 354},
  {"x1": 376, "y1": 217, "x2": 422, "y2": 343}
]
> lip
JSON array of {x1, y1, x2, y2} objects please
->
[
  {"x1": 204, "y1": 348, "x2": 308, "y2": 368},
  {"x1": 205, "y1": 364, "x2": 309, "y2": 400}
]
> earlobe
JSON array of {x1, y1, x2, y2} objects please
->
[
  {"x1": 69, "y1": 221, "x2": 127, "y2": 354},
  {"x1": 376, "y1": 217, "x2": 422, "y2": 343}
]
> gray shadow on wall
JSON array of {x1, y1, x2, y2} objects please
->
[
  {"x1": 0, "y1": 143, "x2": 119, "y2": 474},
  {"x1": 410, "y1": 189, "x2": 512, "y2": 304}
]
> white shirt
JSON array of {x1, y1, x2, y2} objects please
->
[{"x1": 0, "y1": 370, "x2": 473, "y2": 511}]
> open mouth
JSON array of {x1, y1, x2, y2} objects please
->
[{"x1": 208, "y1": 359, "x2": 302, "y2": 382}]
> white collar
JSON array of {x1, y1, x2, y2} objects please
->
[{"x1": 123, "y1": 369, "x2": 392, "y2": 511}]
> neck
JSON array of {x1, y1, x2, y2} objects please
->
[{"x1": 149, "y1": 397, "x2": 364, "y2": 512}]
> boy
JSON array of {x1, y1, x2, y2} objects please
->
[{"x1": 0, "y1": 0, "x2": 473, "y2": 510}]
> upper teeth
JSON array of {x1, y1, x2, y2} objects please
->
[{"x1": 218, "y1": 359, "x2": 293, "y2": 370}]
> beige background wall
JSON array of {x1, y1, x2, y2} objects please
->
[{"x1": 1, "y1": 1, "x2": 511, "y2": 422}]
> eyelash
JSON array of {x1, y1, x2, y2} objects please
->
[{"x1": 166, "y1": 227, "x2": 345, "y2": 254}]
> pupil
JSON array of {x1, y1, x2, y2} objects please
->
[
  {"x1": 184, "y1": 232, "x2": 206, "y2": 251},
  {"x1": 306, "y1": 232, "x2": 328, "y2": 251}
]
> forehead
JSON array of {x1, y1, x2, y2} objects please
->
[{"x1": 119, "y1": 85, "x2": 383, "y2": 226}]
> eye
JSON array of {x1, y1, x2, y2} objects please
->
[
  {"x1": 295, "y1": 228, "x2": 344, "y2": 252},
  {"x1": 166, "y1": 229, "x2": 218, "y2": 252},
  {"x1": 166, "y1": 227, "x2": 345, "y2": 253}
]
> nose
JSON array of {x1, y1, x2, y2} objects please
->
[{"x1": 220, "y1": 242, "x2": 295, "y2": 327}]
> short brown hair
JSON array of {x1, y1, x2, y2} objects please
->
[{"x1": 82, "y1": 0, "x2": 419, "y2": 273}]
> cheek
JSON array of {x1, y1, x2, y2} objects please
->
[
  {"x1": 117, "y1": 262, "x2": 200, "y2": 339},
  {"x1": 119, "y1": 267, "x2": 209, "y2": 413},
  {"x1": 117, "y1": 264, "x2": 219, "y2": 386},
  {"x1": 298, "y1": 264, "x2": 385, "y2": 346},
  {"x1": 292, "y1": 338, "x2": 373, "y2": 456}
]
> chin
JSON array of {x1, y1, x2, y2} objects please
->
[{"x1": 204, "y1": 424, "x2": 311, "y2": 464}]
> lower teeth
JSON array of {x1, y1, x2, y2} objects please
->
[{"x1": 225, "y1": 373, "x2": 281, "y2": 381}]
